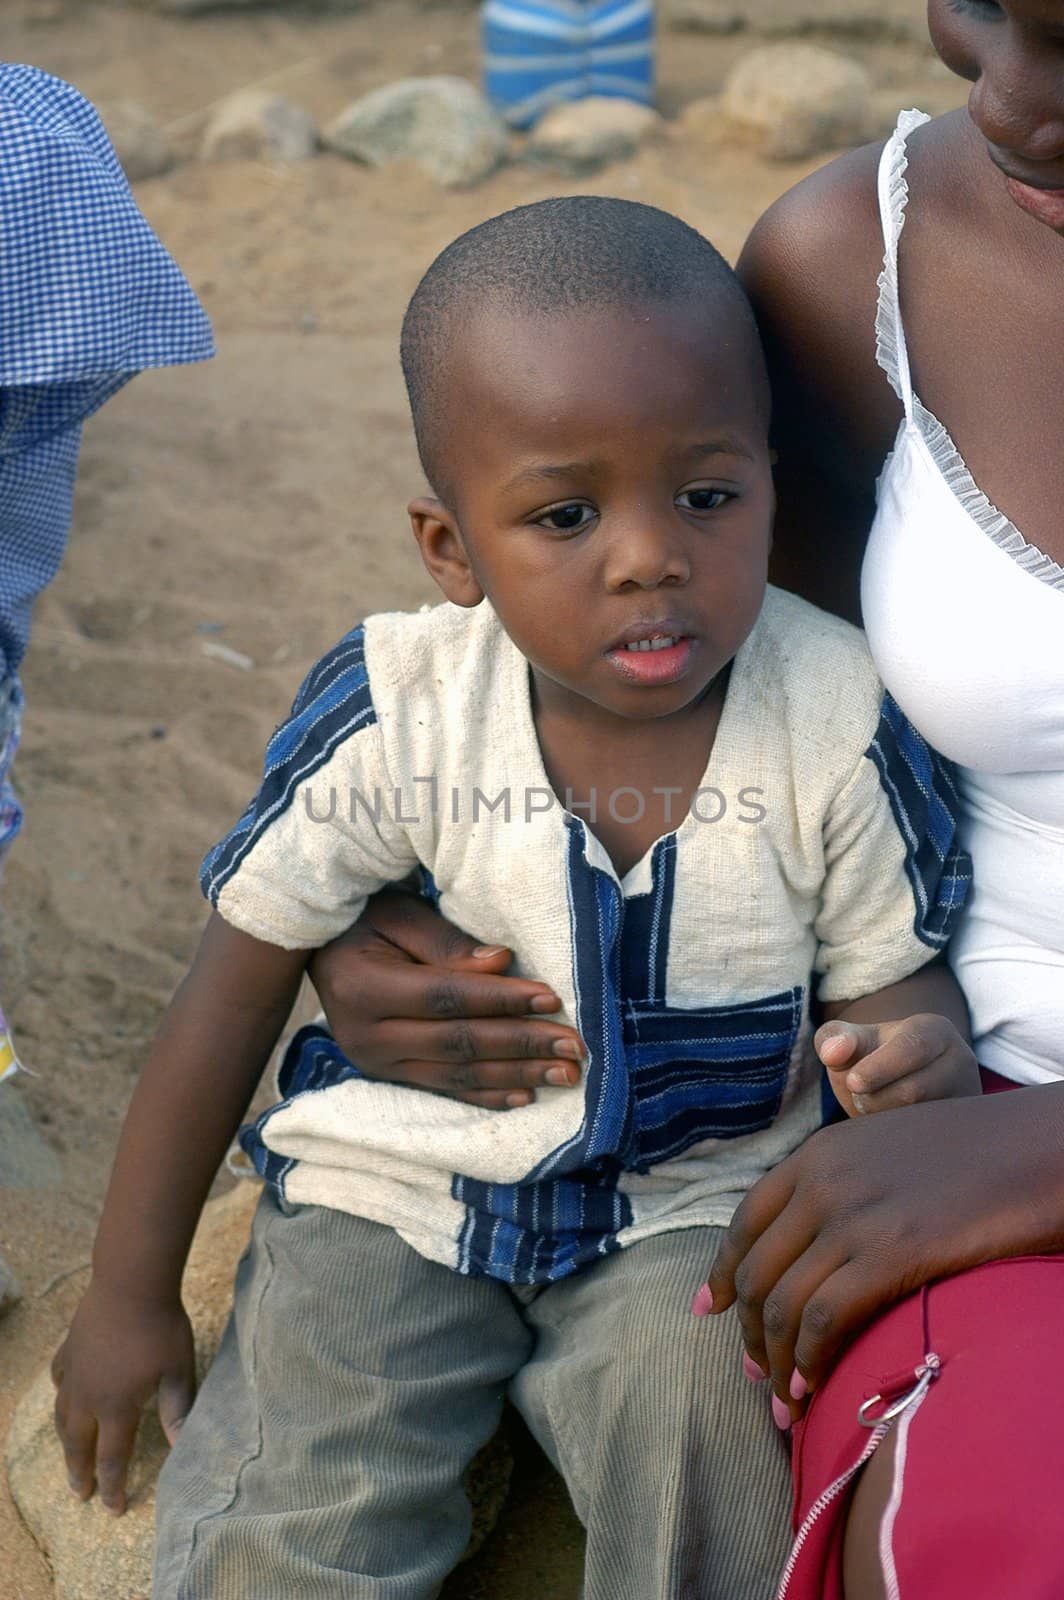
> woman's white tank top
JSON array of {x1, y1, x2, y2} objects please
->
[{"x1": 861, "y1": 111, "x2": 1064, "y2": 1086}]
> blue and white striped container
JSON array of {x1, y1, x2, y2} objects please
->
[{"x1": 482, "y1": 0, "x2": 655, "y2": 130}]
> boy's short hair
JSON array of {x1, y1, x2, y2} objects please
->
[{"x1": 400, "y1": 196, "x2": 768, "y2": 496}]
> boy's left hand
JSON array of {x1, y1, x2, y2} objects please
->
[{"x1": 816, "y1": 1014, "x2": 981, "y2": 1115}]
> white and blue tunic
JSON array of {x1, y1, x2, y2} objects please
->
[{"x1": 203, "y1": 587, "x2": 970, "y2": 1285}]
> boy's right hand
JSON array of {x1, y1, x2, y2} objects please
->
[
  {"x1": 52, "y1": 1280, "x2": 195, "y2": 1515},
  {"x1": 308, "y1": 889, "x2": 586, "y2": 1110}
]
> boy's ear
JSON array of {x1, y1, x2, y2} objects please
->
[{"x1": 408, "y1": 497, "x2": 485, "y2": 608}]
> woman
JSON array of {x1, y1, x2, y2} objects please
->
[{"x1": 310, "y1": 2, "x2": 1064, "y2": 1592}]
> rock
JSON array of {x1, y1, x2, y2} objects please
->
[
  {"x1": 324, "y1": 77, "x2": 508, "y2": 189},
  {"x1": 0, "y1": 1252, "x2": 21, "y2": 1318},
  {"x1": 673, "y1": 94, "x2": 728, "y2": 146},
  {"x1": 151, "y1": 0, "x2": 368, "y2": 12},
  {"x1": 526, "y1": 96, "x2": 664, "y2": 174},
  {"x1": 0, "y1": 1084, "x2": 63, "y2": 1189},
  {"x1": 200, "y1": 90, "x2": 317, "y2": 164},
  {"x1": 667, "y1": 0, "x2": 745, "y2": 34},
  {"x1": 719, "y1": 43, "x2": 871, "y2": 159},
  {"x1": 6, "y1": 1183, "x2": 258, "y2": 1600},
  {"x1": 665, "y1": 0, "x2": 922, "y2": 40},
  {"x1": 749, "y1": 0, "x2": 921, "y2": 40},
  {"x1": 6, "y1": 1181, "x2": 511, "y2": 1595},
  {"x1": 97, "y1": 100, "x2": 173, "y2": 183}
]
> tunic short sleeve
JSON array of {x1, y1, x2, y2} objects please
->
[
  {"x1": 815, "y1": 691, "x2": 972, "y2": 1002},
  {"x1": 201, "y1": 627, "x2": 420, "y2": 950}
]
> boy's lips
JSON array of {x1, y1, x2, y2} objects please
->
[{"x1": 605, "y1": 627, "x2": 697, "y2": 686}]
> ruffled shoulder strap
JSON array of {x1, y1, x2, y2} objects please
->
[{"x1": 874, "y1": 108, "x2": 931, "y2": 421}]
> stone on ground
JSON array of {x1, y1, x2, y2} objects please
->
[
  {"x1": 0, "y1": 1253, "x2": 21, "y2": 1318},
  {"x1": 526, "y1": 96, "x2": 664, "y2": 174},
  {"x1": 323, "y1": 77, "x2": 508, "y2": 188},
  {"x1": 151, "y1": 0, "x2": 367, "y2": 12},
  {"x1": 5, "y1": 1180, "x2": 512, "y2": 1598},
  {"x1": 5, "y1": 1182, "x2": 259, "y2": 1600},
  {"x1": 666, "y1": 0, "x2": 746, "y2": 34},
  {"x1": 720, "y1": 42, "x2": 871, "y2": 158},
  {"x1": 201, "y1": 90, "x2": 318, "y2": 163},
  {"x1": 0, "y1": 1084, "x2": 63, "y2": 1190},
  {"x1": 97, "y1": 100, "x2": 174, "y2": 182},
  {"x1": 663, "y1": 0, "x2": 922, "y2": 40}
]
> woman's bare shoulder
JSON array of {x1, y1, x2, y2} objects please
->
[{"x1": 739, "y1": 140, "x2": 886, "y2": 361}]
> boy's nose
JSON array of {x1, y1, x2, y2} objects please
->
[{"x1": 602, "y1": 519, "x2": 691, "y2": 592}]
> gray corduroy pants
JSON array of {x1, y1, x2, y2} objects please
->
[{"x1": 153, "y1": 1189, "x2": 791, "y2": 1600}]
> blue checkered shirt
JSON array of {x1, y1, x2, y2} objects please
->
[{"x1": 0, "y1": 64, "x2": 214, "y2": 684}]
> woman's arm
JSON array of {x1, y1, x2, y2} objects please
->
[{"x1": 307, "y1": 890, "x2": 586, "y2": 1109}]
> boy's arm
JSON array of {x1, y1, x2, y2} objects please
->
[
  {"x1": 816, "y1": 957, "x2": 980, "y2": 1117},
  {"x1": 52, "y1": 913, "x2": 306, "y2": 1515}
]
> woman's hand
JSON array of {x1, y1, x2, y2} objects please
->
[
  {"x1": 695, "y1": 1084, "x2": 1064, "y2": 1417},
  {"x1": 308, "y1": 890, "x2": 587, "y2": 1110},
  {"x1": 52, "y1": 1280, "x2": 195, "y2": 1515}
]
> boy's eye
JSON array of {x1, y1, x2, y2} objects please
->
[
  {"x1": 678, "y1": 487, "x2": 731, "y2": 512},
  {"x1": 537, "y1": 502, "x2": 595, "y2": 533}
]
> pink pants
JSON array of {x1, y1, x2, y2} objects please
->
[{"x1": 781, "y1": 1076, "x2": 1064, "y2": 1598}]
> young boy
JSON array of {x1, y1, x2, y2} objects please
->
[{"x1": 54, "y1": 198, "x2": 977, "y2": 1600}]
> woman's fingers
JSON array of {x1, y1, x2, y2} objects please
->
[
  {"x1": 756, "y1": 1243, "x2": 857, "y2": 1403},
  {"x1": 703, "y1": 1163, "x2": 797, "y2": 1313},
  {"x1": 309, "y1": 893, "x2": 590, "y2": 1102},
  {"x1": 374, "y1": 1055, "x2": 580, "y2": 1107},
  {"x1": 356, "y1": 888, "x2": 513, "y2": 969},
  {"x1": 729, "y1": 1209, "x2": 832, "y2": 1376},
  {"x1": 372, "y1": 1016, "x2": 584, "y2": 1068},
  {"x1": 789, "y1": 1260, "x2": 896, "y2": 1395},
  {"x1": 351, "y1": 950, "x2": 565, "y2": 1025}
]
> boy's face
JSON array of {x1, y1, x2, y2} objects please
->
[{"x1": 411, "y1": 301, "x2": 774, "y2": 724}]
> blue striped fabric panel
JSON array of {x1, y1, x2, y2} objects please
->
[{"x1": 482, "y1": 0, "x2": 655, "y2": 128}]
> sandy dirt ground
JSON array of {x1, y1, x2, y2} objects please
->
[{"x1": 0, "y1": 3, "x2": 965, "y2": 1593}]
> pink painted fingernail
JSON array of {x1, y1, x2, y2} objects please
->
[
  {"x1": 772, "y1": 1394, "x2": 792, "y2": 1431},
  {"x1": 691, "y1": 1284, "x2": 714, "y2": 1317},
  {"x1": 742, "y1": 1352, "x2": 766, "y2": 1382},
  {"x1": 789, "y1": 1369, "x2": 807, "y2": 1401}
]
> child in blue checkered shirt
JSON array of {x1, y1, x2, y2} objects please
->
[
  {"x1": 0, "y1": 64, "x2": 212, "y2": 873},
  {"x1": 0, "y1": 65, "x2": 212, "y2": 1084}
]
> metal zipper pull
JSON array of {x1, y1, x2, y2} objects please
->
[{"x1": 858, "y1": 1351, "x2": 942, "y2": 1428}]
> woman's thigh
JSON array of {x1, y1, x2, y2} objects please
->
[{"x1": 782, "y1": 1255, "x2": 1064, "y2": 1600}]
